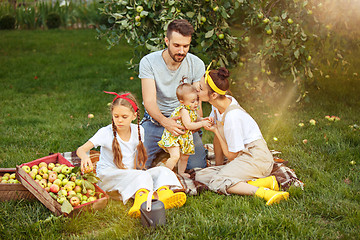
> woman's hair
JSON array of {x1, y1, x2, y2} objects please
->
[
  {"x1": 110, "y1": 92, "x2": 147, "y2": 170},
  {"x1": 207, "y1": 67, "x2": 230, "y2": 96},
  {"x1": 176, "y1": 79, "x2": 197, "y2": 101},
  {"x1": 166, "y1": 19, "x2": 194, "y2": 39}
]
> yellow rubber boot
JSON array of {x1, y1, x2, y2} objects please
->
[
  {"x1": 247, "y1": 176, "x2": 280, "y2": 191},
  {"x1": 255, "y1": 187, "x2": 289, "y2": 205},
  {"x1": 156, "y1": 186, "x2": 187, "y2": 210},
  {"x1": 128, "y1": 188, "x2": 151, "y2": 218}
]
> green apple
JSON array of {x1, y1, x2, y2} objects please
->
[
  {"x1": 57, "y1": 173, "x2": 65, "y2": 180},
  {"x1": 261, "y1": 68, "x2": 266, "y2": 73},
  {"x1": 244, "y1": 36, "x2": 250, "y2": 43},
  {"x1": 68, "y1": 190, "x2": 77, "y2": 199},
  {"x1": 218, "y1": 33, "x2": 224, "y2": 39},
  {"x1": 39, "y1": 162, "x2": 47, "y2": 168},
  {"x1": 53, "y1": 179, "x2": 62, "y2": 186},
  {"x1": 61, "y1": 178, "x2": 69, "y2": 186},
  {"x1": 257, "y1": 13, "x2": 263, "y2": 19},
  {"x1": 35, "y1": 174, "x2": 42, "y2": 181},
  {"x1": 200, "y1": 16, "x2": 206, "y2": 23},
  {"x1": 58, "y1": 189, "x2": 67, "y2": 197},
  {"x1": 266, "y1": 70, "x2": 272, "y2": 75},
  {"x1": 57, "y1": 196, "x2": 66, "y2": 204},
  {"x1": 309, "y1": 119, "x2": 316, "y2": 125},
  {"x1": 9, "y1": 173, "x2": 16, "y2": 179},
  {"x1": 32, "y1": 165, "x2": 39, "y2": 170},
  {"x1": 307, "y1": 55, "x2": 312, "y2": 61},
  {"x1": 48, "y1": 162, "x2": 55, "y2": 170},
  {"x1": 266, "y1": 29, "x2": 272, "y2": 35},
  {"x1": 38, "y1": 166, "x2": 48, "y2": 176},
  {"x1": 135, "y1": 21, "x2": 141, "y2": 27},
  {"x1": 135, "y1": 15, "x2": 141, "y2": 22},
  {"x1": 31, "y1": 168, "x2": 38, "y2": 175},
  {"x1": 1, "y1": 180, "x2": 8, "y2": 183},
  {"x1": 61, "y1": 166, "x2": 71, "y2": 175},
  {"x1": 75, "y1": 179, "x2": 83, "y2": 186},
  {"x1": 263, "y1": 18, "x2": 269, "y2": 24},
  {"x1": 307, "y1": 10, "x2": 313, "y2": 15},
  {"x1": 22, "y1": 165, "x2": 31, "y2": 173},
  {"x1": 213, "y1": 6, "x2": 219, "y2": 11},
  {"x1": 136, "y1": 5, "x2": 143, "y2": 13},
  {"x1": 88, "y1": 196, "x2": 97, "y2": 202},
  {"x1": 274, "y1": 16, "x2": 279, "y2": 21},
  {"x1": 239, "y1": 62, "x2": 244, "y2": 67},
  {"x1": 29, "y1": 171, "x2": 36, "y2": 179},
  {"x1": 253, "y1": 76, "x2": 259, "y2": 81},
  {"x1": 350, "y1": 160, "x2": 356, "y2": 165},
  {"x1": 2, "y1": 176, "x2": 9, "y2": 181},
  {"x1": 287, "y1": 18, "x2": 294, "y2": 24},
  {"x1": 82, "y1": 195, "x2": 88, "y2": 201}
]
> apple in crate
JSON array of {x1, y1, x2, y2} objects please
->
[{"x1": 70, "y1": 196, "x2": 81, "y2": 207}]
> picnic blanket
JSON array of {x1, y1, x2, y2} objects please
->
[{"x1": 60, "y1": 146, "x2": 304, "y2": 197}]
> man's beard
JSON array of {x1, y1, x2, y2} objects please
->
[{"x1": 168, "y1": 48, "x2": 186, "y2": 62}]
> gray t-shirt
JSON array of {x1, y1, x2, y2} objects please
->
[{"x1": 139, "y1": 50, "x2": 205, "y2": 117}]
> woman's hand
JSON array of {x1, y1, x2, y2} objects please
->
[
  {"x1": 204, "y1": 121, "x2": 217, "y2": 132},
  {"x1": 81, "y1": 157, "x2": 93, "y2": 174}
]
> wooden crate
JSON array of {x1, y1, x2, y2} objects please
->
[
  {"x1": 16, "y1": 153, "x2": 108, "y2": 217},
  {"x1": 0, "y1": 168, "x2": 36, "y2": 201}
]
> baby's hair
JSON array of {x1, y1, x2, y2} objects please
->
[
  {"x1": 208, "y1": 67, "x2": 230, "y2": 96},
  {"x1": 110, "y1": 92, "x2": 147, "y2": 170},
  {"x1": 176, "y1": 79, "x2": 197, "y2": 101}
]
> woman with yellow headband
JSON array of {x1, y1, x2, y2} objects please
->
[{"x1": 195, "y1": 66, "x2": 290, "y2": 205}]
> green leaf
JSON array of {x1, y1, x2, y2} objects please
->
[
  {"x1": 294, "y1": 49, "x2": 300, "y2": 59},
  {"x1": 61, "y1": 199, "x2": 73, "y2": 214},
  {"x1": 205, "y1": 29, "x2": 214, "y2": 38},
  {"x1": 186, "y1": 12, "x2": 195, "y2": 18},
  {"x1": 84, "y1": 180, "x2": 96, "y2": 191}
]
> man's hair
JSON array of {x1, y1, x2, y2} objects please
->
[{"x1": 166, "y1": 19, "x2": 194, "y2": 39}]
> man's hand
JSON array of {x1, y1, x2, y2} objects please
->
[{"x1": 162, "y1": 116, "x2": 185, "y2": 136}]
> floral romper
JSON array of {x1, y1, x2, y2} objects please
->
[{"x1": 158, "y1": 105, "x2": 198, "y2": 155}]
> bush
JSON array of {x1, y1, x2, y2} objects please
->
[
  {"x1": 46, "y1": 12, "x2": 61, "y2": 29},
  {"x1": 0, "y1": 14, "x2": 16, "y2": 30}
]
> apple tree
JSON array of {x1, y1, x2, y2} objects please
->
[{"x1": 97, "y1": 0, "x2": 340, "y2": 102}]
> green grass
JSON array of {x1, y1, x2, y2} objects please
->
[{"x1": 1, "y1": 29, "x2": 359, "y2": 239}]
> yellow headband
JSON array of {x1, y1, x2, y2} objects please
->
[{"x1": 205, "y1": 62, "x2": 226, "y2": 95}]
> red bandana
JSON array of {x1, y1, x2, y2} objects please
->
[{"x1": 104, "y1": 91, "x2": 138, "y2": 112}]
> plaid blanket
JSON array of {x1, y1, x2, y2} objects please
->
[{"x1": 61, "y1": 146, "x2": 304, "y2": 196}]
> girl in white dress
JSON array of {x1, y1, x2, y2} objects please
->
[
  {"x1": 195, "y1": 65, "x2": 289, "y2": 205},
  {"x1": 77, "y1": 91, "x2": 186, "y2": 217}
]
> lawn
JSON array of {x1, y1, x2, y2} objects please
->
[{"x1": 0, "y1": 29, "x2": 359, "y2": 239}]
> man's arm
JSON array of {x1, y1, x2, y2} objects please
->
[{"x1": 141, "y1": 78, "x2": 185, "y2": 135}]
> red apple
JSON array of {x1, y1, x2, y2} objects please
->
[
  {"x1": 70, "y1": 196, "x2": 81, "y2": 207},
  {"x1": 50, "y1": 184, "x2": 60, "y2": 193},
  {"x1": 48, "y1": 162, "x2": 55, "y2": 170}
]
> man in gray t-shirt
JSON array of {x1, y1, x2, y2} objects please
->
[{"x1": 139, "y1": 19, "x2": 207, "y2": 169}]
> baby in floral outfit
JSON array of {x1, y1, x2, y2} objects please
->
[{"x1": 158, "y1": 82, "x2": 212, "y2": 177}]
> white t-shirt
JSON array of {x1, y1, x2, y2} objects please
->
[
  {"x1": 89, "y1": 124, "x2": 145, "y2": 173},
  {"x1": 139, "y1": 50, "x2": 205, "y2": 117},
  {"x1": 210, "y1": 96, "x2": 263, "y2": 152}
]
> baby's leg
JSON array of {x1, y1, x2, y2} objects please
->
[
  {"x1": 178, "y1": 154, "x2": 190, "y2": 178},
  {"x1": 165, "y1": 147, "x2": 180, "y2": 170}
]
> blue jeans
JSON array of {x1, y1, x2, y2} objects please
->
[{"x1": 141, "y1": 116, "x2": 207, "y2": 170}]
